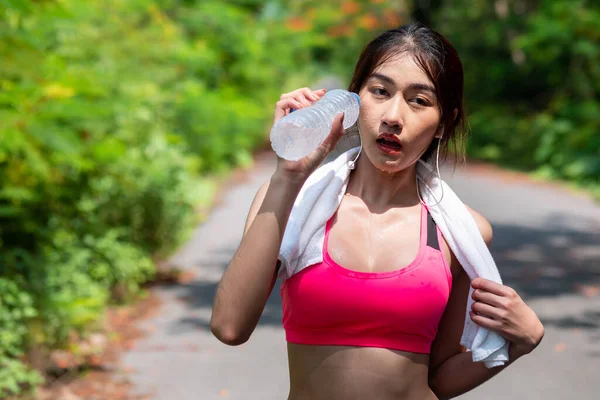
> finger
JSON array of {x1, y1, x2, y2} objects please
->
[
  {"x1": 471, "y1": 301, "x2": 505, "y2": 320},
  {"x1": 309, "y1": 90, "x2": 326, "y2": 103},
  {"x1": 471, "y1": 289, "x2": 507, "y2": 308},
  {"x1": 282, "y1": 88, "x2": 324, "y2": 104},
  {"x1": 280, "y1": 87, "x2": 311, "y2": 101},
  {"x1": 280, "y1": 91, "x2": 296, "y2": 100},
  {"x1": 311, "y1": 89, "x2": 326, "y2": 101},
  {"x1": 308, "y1": 112, "x2": 345, "y2": 162},
  {"x1": 471, "y1": 278, "x2": 513, "y2": 297},
  {"x1": 290, "y1": 94, "x2": 310, "y2": 108},
  {"x1": 274, "y1": 98, "x2": 304, "y2": 122},
  {"x1": 284, "y1": 97, "x2": 304, "y2": 109},
  {"x1": 469, "y1": 311, "x2": 502, "y2": 331},
  {"x1": 299, "y1": 87, "x2": 319, "y2": 102},
  {"x1": 319, "y1": 112, "x2": 345, "y2": 151},
  {"x1": 274, "y1": 104, "x2": 285, "y2": 122},
  {"x1": 308, "y1": 92, "x2": 320, "y2": 101}
]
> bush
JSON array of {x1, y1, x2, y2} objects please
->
[
  {"x1": 12, "y1": 0, "x2": 584, "y2": 396},
  {"x1": 0, "y1": 278, "x2": 42, "y2": 397},
  {"x1": 0, "y1": 0, "x2": 204, "y2": 392},
  {"x1": 0, "y1": 0, "x2": 366, "y2": 393},
  {"x1": 428, "y1": 0, "x2": 599, "y2": 187}
]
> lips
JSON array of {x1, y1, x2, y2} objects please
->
[{"x1": 376, "y1": 133, "x2": 402, "y2": 151}]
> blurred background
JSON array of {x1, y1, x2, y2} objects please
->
[{"x1": 0, "y1": 0, "x2": 598, "y2": 398}]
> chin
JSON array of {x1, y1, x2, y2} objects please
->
[
  {"x1": 381, "y1": 162, "x2": 407, "y2": 175},
  {"x1": 374, "y1": 157, "x2": 408, "y2": 174},
  {"x1": 364, "y1": 150, "x2": 414, "y2": 175}
]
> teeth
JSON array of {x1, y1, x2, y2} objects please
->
[{"x1": 378, "y1": 138, "x2": 400, "y2": 148}]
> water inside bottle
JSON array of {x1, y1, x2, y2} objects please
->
[
  {"x1": 274, "y1": 122, "x2": 325, "y2": 160},
  {"x1": 270, "y1": 89, "x2": 359, "y2": 160}
]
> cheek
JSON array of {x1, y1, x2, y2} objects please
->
[
  {"x1": 358, "y1": 98, "x2": 386, "y2": 130},
  {"x1": 404, "y1": 113, "x2": 440, "y2": 141},
  {"x1": 358, "y1": 108, "x2": 377, "y2": 134},
  {"x1": 358, "y1": 103, "x2": 375, "y2": 122}
]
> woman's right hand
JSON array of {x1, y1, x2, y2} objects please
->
[{"x1": 272, "y1": 87, "x2": 347, "y2": 184}]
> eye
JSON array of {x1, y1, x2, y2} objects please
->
[
  {"x1": 370, "y1": 87, "x2": 389, "y2": 97},
  {"x1": 411, "y1": 97, "x2": 431, "y2": 107}
]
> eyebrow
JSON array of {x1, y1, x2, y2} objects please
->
[{"x1": 368, "y1": 73, "x2": 437, "y2": 96}]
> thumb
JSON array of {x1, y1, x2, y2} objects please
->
[{"x1": 319, "y1": 112, "x2": 345, "y2": 153}]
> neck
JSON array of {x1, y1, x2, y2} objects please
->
[{"x1": 346, "y1": 155, "x2": 420, "y2": 210}]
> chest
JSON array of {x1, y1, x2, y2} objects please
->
[{"x1": 327, "y1": 203, "x2": 423, "y2": 274}]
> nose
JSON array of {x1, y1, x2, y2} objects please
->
[{"x1": 381, "y1": 97, "x2": 403, "y2": 131}]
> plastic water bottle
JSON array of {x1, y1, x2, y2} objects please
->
[{"x1": 270, "y1": 89, "x2": 360, "y2": 160}]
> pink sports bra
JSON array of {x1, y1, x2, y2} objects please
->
[{"x1": 281, "y1": 205, "x2": 452, "y2": 354}]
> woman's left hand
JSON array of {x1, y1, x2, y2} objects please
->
[{"x1": 469, "y1": 278, "x2": 545, "y2": 360}]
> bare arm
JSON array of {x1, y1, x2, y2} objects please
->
[
  {"x1": 428, "y1": 271, "x2": 517, "y2": 399},
  {"x1": 210, "y1": 175, "x2": 303, "y2": 345},
  {"x1": 210, "y1": 87, "x2": 346, "y2": 346},
  {"x1": 429, "y1": 207, "x2": 544, "y2": 399}
]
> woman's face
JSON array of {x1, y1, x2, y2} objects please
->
[{"x1": 357, "y1": 54, "x2": 442, "y2": 174}]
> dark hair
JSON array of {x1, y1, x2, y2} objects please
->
[{"x1": 348, "y1": 23, "x2": 466, "y2": 165}]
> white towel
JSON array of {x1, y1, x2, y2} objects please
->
[{"x1": 278, "y1": 146, "x2": 509, "y2": 368}]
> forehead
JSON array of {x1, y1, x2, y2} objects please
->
[{"x1": 371, "y1": 54, "x2": 432, "y2": 86}]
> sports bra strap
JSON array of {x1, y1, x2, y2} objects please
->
[{"x1": 426, "y1": 211, "x2": 440, "y2": 250}]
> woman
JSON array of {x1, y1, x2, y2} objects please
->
[{"x1": 210, "y1": 24, "x2": 544, "y2": 399}]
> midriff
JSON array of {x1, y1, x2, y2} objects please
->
[{"x1": 287, "y1": 343, "x2": 438, "y2": 400}]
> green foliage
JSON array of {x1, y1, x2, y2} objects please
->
[
  {"x1": 271, "y1": 0, "x2": 410, "y2": 81},
  {"x1": 3, "y1": 0, "x2": 396, "y2": 393},
  {"x1": 0, "y1": 356, "x2": 43, "y2": 399},
  {"x1": 0, "y1": 278, "x2": 36, "y2": 359},
  {"x1": 0, "y1": 0, "x2": 217, "y2": 393},
  {"x1": 26, "y1": 227, "x2": 154, "y2": 346},
  {"x1": 0, "y1": 278, "x2": 42, "y2": 397},
  {"x1": 31, "y1": 242, "x2": 109, "y2": 346},
  {"x1": 170, "y1": 84, "x2": 264, "y2": 173},
  {"x1": 428, "y1": 0, "x2": 599, "y2": 187},
  {"x1": 3, "y1": 0, "x2": 596, "y2": 396},
  {"x1": 81, "y1": 135, "x2": 202, "y2": 256}
]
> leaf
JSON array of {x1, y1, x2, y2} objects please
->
[
  {"x1": 42, "y1": 83, "x2": 76, "y2": 99},
  {"x1": 0, "y1": 205, "x2": 23, "y2": 217},
  {"x1": 0, "y1": 186, "x2": 36, "y2": 202}
]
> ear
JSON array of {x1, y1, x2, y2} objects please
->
[{"x1": 435, "y1": 108, "x2": 458, "y2": 139}]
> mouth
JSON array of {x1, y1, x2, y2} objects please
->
[{"x1": 376, "y1": 133, "x2": 402, "y2": 154}]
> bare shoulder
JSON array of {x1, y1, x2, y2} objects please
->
[{"x1": 464, "y1": 205, "x2": 493, "y2": 247}]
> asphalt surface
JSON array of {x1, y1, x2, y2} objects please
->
[{"x1": 121, "y1": 153, "x2": 600, "y2": 400}]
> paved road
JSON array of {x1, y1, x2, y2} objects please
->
[{"x1": 122, "y1": 153, "x2": 600, "y2": 400}]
